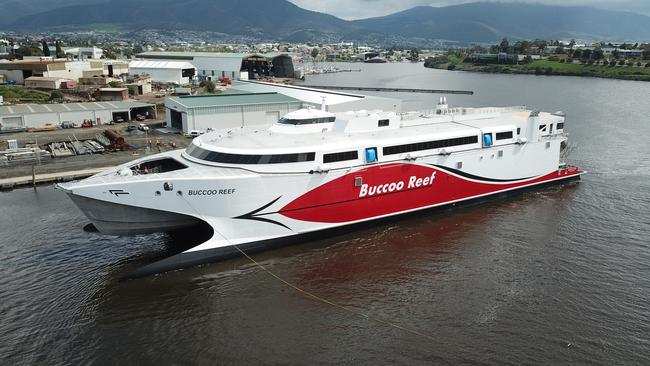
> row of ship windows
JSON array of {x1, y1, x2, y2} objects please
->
[
  {"x1": 186, "y1": 144, "x2": 315, "y2": 164},
  {"x1": 187, "y1": 132, "x2": 515, "y2": 165}
]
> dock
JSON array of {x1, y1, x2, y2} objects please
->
[
  {"x1": 303, "y1": 85, "x2": 474, "y2": 95},
  {"x1": 0, "y1": 167, "x2": 109, "y2": 190}
]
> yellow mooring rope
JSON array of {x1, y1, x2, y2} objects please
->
[{"x1": 180, "y1": 194, "x2": 437, "y2": 342}]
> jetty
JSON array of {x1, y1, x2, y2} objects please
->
[
  {"x1": 0, "y1": 167, "x2": 109, "y2": 190},
  {"x1": 302, "y1": 85, "x2": 474, "y2": 95}
]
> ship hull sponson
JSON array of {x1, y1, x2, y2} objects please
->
[{"x1": 68, "y1": 194, "x2": 201, "y2": 235}]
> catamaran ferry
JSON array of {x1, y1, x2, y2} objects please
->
[{"x1": 57, "y1": 97, "x2": 582, "y2": 275}]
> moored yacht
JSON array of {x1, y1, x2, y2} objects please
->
[{"x1": 57, "y1": 97, "x2": 582, "y2": 275}]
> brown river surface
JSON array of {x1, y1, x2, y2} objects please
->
[{"x1": 1, "y1": 63, "x2": 649, "y2": 365}]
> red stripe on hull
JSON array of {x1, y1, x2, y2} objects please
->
[{"x1": 279, "y1": 164, "x2": 580, "y2": 223}]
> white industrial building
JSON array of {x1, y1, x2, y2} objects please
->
[
  {"x1": 24, "y1": 76, "x2": 71, "y2": 90},
  {"x1": 0, "y1": 60, "x2": 101, "y2": 84},
  {"x1": 63, "y1": 46, "x2": 104, "y2": 59},
  {"x1": 0, "y1": 101, "x2": 156, "y2": 131},
  {"x1": 136, "y1": 51, "x2": 295, "y2": 80},
  {"x1": 129, "y1": 60, "x2": 197, "y2": 84},
  {"x1": 164, "y1": 82, "x2": 401, "y2": 134},
  {"x1": 165, "y1": 92, "x2": 302, "y2": 132}
]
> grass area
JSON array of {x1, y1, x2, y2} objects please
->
[
  {"x1": 0, "y1": 86, "x2": 52, "y2": 104},
  {"x1": 425, "y1": 57, "x2": 650, "y2": 81}
]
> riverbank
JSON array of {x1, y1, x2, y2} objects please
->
[{"x1": 424, "y1": 58, "x2": 650, "y2": 81}]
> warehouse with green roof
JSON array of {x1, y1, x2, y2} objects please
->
[{"x1": 165, "y1": 92, "x2": 302, "y2": 132}]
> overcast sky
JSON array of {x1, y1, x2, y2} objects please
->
[{"x1": 289, "y1": 0, "x2": 650, "y2": 19}]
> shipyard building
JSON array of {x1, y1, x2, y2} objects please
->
[
  {"x1": 0, "y1": 101, "x2": 156, "y2": 131},
  {"x1": 136, "y1": 52, "x2": 295, "y2": 81},
  {"x1": 164, "y1": 81, "x2": 401, "y2": 133}
]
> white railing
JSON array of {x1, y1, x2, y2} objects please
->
[{"x1": 401, "y1": 106, "x2": 528, "y2": 120}]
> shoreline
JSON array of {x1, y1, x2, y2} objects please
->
[{"x1": 424, "y1": 62, "x2": 650, "y2": 82}]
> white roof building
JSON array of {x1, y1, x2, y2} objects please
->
[{"x1": 129, "y1": 60, "x2": 197, "y2": 85}]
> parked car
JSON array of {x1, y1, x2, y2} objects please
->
[
  {"x1": 184, "y1": 130, "x2": 204, "y2": 138},
  {"x1": 138, "y1": 123, "x2": 150, "y2": 131},
  {"x1": 115, "y1": 116, "x2": 125, "y2": 123},
  {"x1": 126, "y1": 125, "x2": 137, "y2": 132},
  {"x1": 60, "y1": 121, "x2": 74, "y2": 129},
  {"x1": 81, "y1": 121, "x2": 92, "y2": 128},
  {"x1": 135, "y1": 114, "x2": 145, "y2": 121}
]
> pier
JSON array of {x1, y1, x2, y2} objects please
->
[
  {"x1": 302, "y1": 85, "x2": 474, "y2": 95},
  {"x1": 0, "y1": 167, "x2": 108, "y2": 190}
]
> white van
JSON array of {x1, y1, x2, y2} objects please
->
[{"x1": 185, "y1": 130, "x2": 204, "y2": 138}]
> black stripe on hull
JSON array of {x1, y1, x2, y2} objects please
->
[
  {"x1": 125, "y1": 173, "x2": 581, "y2": 279},
  {"x1": 431, "y1": 164, "x2": 537, "y2": 183},
  {"x1": 233, "y1": 196, "x2": 291, "y2": 230}
]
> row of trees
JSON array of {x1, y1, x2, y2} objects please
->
[{"x1": 14, "y1": 40, "x2": 66, "y2": 58}]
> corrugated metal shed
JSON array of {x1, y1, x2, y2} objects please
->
[
  {"x1": 0, "y1": 101, "x2": 154, "y2": 115},
  {"x1": 170, "y1": 92, "x2": 300, "y2": 109}
]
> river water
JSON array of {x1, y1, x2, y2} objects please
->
[{"x1": 1, "y1": 63, "x2": 648, "y2": 365}]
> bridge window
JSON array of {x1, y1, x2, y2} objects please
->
[
  {"x1": 378, "y1": 119, "x2": 389, "y2": 127},
  {"x1": 186, "y1": 145, "x2": 315, "y2": 164},
  {"x1": 131, "y1": 158, "x2": 187, "y2": 174},
  {"x1": 278, "y1": 116, "x2": 336, "y2": 125}
]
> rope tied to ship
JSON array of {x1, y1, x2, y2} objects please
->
[{"x1": 179, "y1": 194, "x2": 437, "y2": 342}]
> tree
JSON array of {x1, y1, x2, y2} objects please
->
[
  {"x1": 49, "y1": 90, "x2": 64, "y2": 101},
  {"x1": 513, "y1": 40, "x2": 531, "y2": 55},
  {"x1": 409, "y1": 48, "x2": 419, "y2": 62},
  {"x1": 581, "y1": 49, "x2": 592, "y2": 60},
  {"x1": 533, "y1": 39, "x2": 547, "y2": 52},
  {"x1": 499, "y1": 38, "x2": 509, "y2": 53},
  {"x1": 55, "y1": 41, "x2": 64, "y2": 58},
  {"x1": 42, "y1": 40, "x2": 50, "y2": 56},
  {"x1": 16, "y1": 45, "x2": 43, "y2": 57},
  {"x1": 592, "y1": 49, "x2": 604, "y2": 60},
  {"x1": 204, "y1": 80, "x2": 216, "y2": 93},
  {"x1": 133, "y1": 44, "x2": 143, "y2": 54},
  {"x1": 572, "y1": 49, "x2": 583, "y2": 59},
  {"x1": 643, "y1": 48, "x2": 650, "y2": 60},
  {"x1": 310, "y1": 48, "x2": 319, "y2": 59}
]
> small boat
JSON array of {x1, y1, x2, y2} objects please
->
[{"x1": 364, "y1": 57, "x2": 387, "y2": 63}]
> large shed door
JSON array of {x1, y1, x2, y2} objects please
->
[
  {"x1": 265, "y1": 111, "x2": 280, "y2": 124},
  {"x1": 1, "y1": 117, "x2": 23, "y2": 129},
  {"x1": 170, "y1": 109, "x2": 183, "y2": 130}
]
